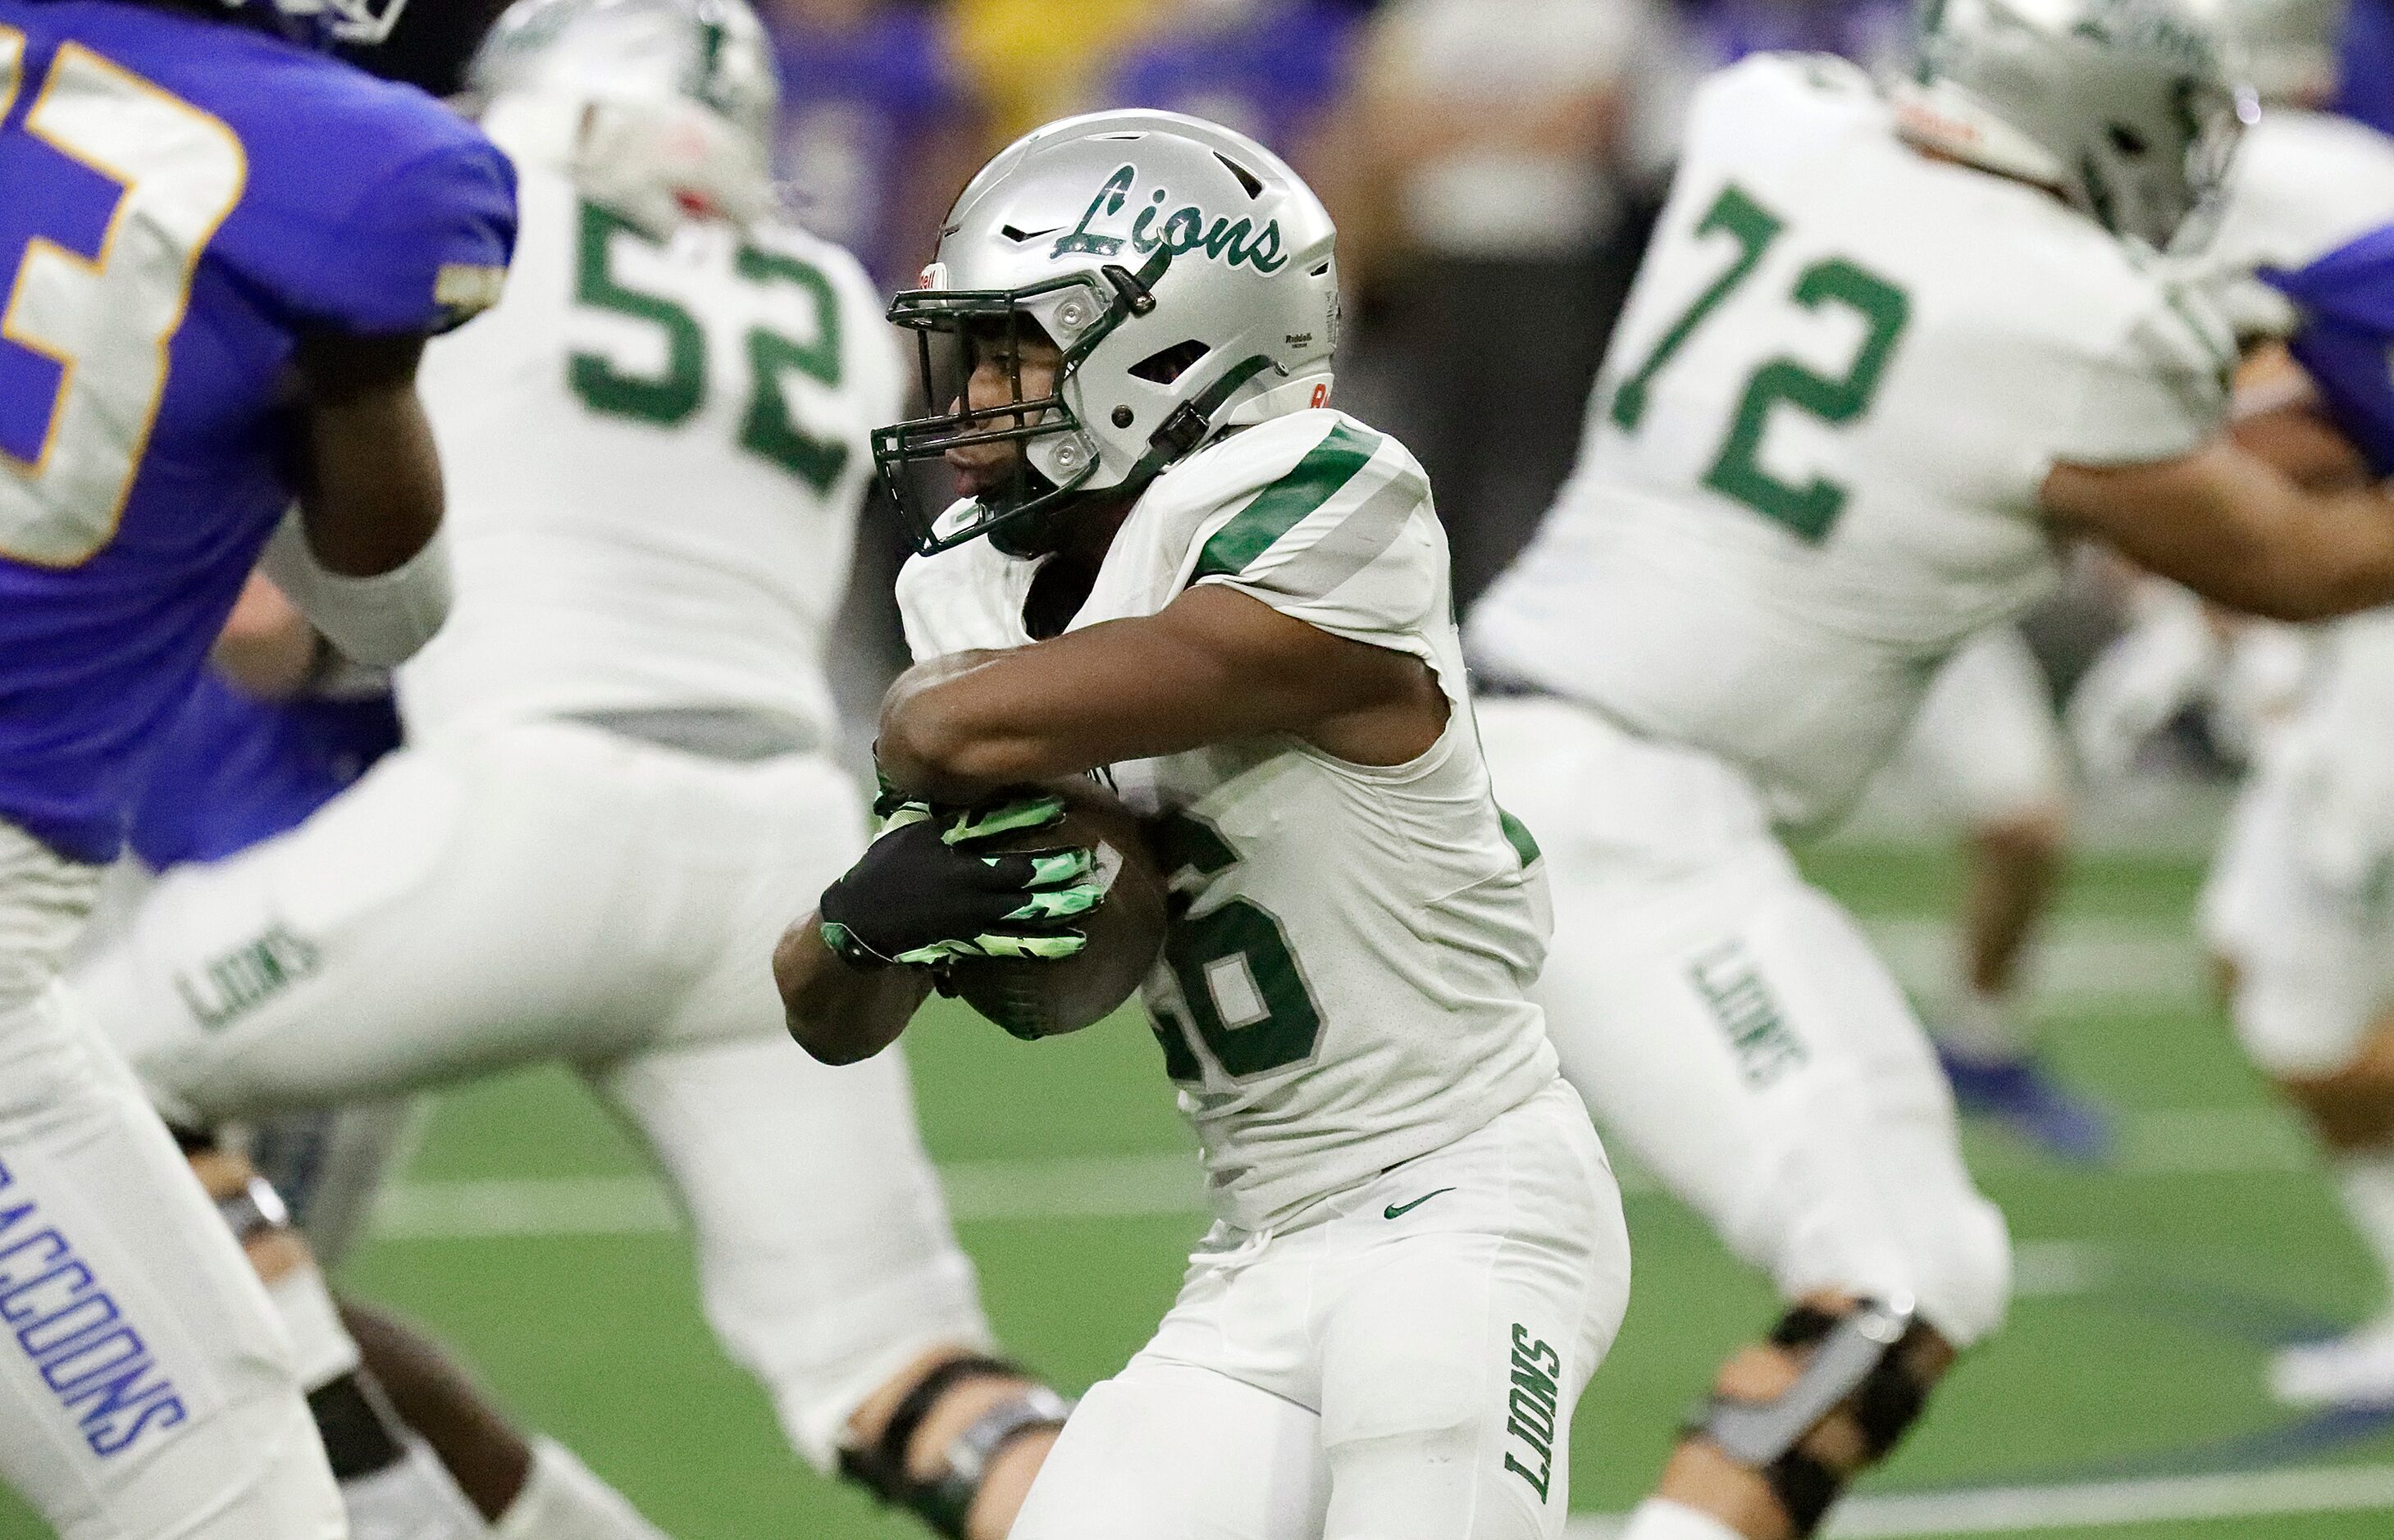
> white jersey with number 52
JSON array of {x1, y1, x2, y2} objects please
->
[
  {"x1": 898, "y1": 409, "x2": 1559, "y2": 1232},
  {"x1": 1468, "y1": 54, "x2": 2232, "y2": 832},
  {"x1": 401, "y1": 134, "x2": 902, "y2": 747}
]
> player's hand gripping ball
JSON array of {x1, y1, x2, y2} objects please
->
[
  {"x1": 817, "y1": 785, "x2": 1166, "y2": 1038},
  {"x1": 945, "y1": 782, "x2": 1167, "y2": 1040}
]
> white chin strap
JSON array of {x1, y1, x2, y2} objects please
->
[{"x1": 1225, "y1": 371, "x2": 1335, "y2": 426}]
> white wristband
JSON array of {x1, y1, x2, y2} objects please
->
[{"x1": 261, "y1": 511, "x2": 452, "y2": 667}]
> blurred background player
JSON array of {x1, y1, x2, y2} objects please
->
[
  {"x1": 1466, "y1": 0, "x2": 2394, "y2": 1533},
  {"x1": 89, "y1": 576, "x2": 662, "y2": 1540},
  {"x1": 1893, "y1": 629, "x2": 2104, "y2": 1162},
  {"x1": 782, "y1": 107, "x2": 1630, "y2": 1539},
  {"x1": 0, "y1": 0, "x2": 513, "y2": 1534},
  {"x1": 64, "y1": 3, "x2": 1070, "y2": 1538},
  {"x1": 2178, "y1": 0, "x2": 2394, "y2": 1411},
  {"x1": 1652, "y1": 0, "x2": 2112, "y2": 1163}
]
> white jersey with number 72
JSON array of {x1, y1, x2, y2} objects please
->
[{"x1": 1469, "y1": 52, "x2": 2234, "y2": 833}]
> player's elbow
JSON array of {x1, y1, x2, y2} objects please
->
[
  {"x1": 775, "y1": 919, "x2": 905, "y2": 1068},
  {"x1": 787, "y1": 1014, "x2": 877, "y2": 1067}
]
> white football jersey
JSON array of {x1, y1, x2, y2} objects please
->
[
  {"x1": 400, "y1": 140, "x2": 903, "y2": 745},
  {"x1": 2198, "y1": 108, "x2": 2394, "y2": 339},
  {"x1": 1468, "y1": 55, "x2": 2233, "y2": 832},
  {"x1": 897, "y1": 410, "x2": 1559, "y2": 1232}
]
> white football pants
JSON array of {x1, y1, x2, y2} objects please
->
[
  {"x1": 0, "y1": 819, "x2": 344, "y2": 1540},
  {"x1": 1014, "y1": 1080, "x2": 1630, "y2": 1540},
  {"x1": 2204, "y1": 610, "x2": 2394, "y2": 1078},
  {"x1": 67, "y1": 722, "x2": 992, "y2": 1469},
  {"x1": 1479, "y1": 698, "x2": 2013, "y2": 1348}
]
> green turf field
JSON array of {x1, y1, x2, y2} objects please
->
[{"x1": 8, "y1": 840, "x2": 2394, "y2": 1539}]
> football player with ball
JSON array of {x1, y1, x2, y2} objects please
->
[{"x1": 778, "y1": 111, "x2": 1631, "y2": 1540}]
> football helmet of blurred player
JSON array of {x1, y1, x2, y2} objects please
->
[
  {"x1": 1895, "y1": 0, "x2": 2257, "y2": 250},
  {"x1": 467, "y1": 0, "x2": 780, "y2": 235},
  {"x1": 873, "y1": 109, "x2": 1339, "y2": 557}
]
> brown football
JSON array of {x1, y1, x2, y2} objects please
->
[{"x1": 945, "y1": 781, "x2": 1170, "y2": 1039}]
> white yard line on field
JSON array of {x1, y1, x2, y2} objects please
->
[
  {"x1": 369, "y1": 1151, "x2": 1210, "y2": 1241},
  {"x1": 372, "y1": 1175, "x2": 677, "y2": 1239},
  {"x1": 1862, "y1": 917, "x2": 2205, "y2": 1007},
  {"x1": 1565, "y1": 1462, "x2": 2394, "y2": 1538}
]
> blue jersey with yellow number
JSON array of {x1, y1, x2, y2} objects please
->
[
  {"x1": 0, "y1": 1, "x2": 513, "y2": 863},
  {"x1": 2264, "y1": 223, "x2": 2394, "y2": 476}
]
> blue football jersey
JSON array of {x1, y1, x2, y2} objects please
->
[
  {"x1": 2265, "y1": 222, "x2": 2394, "y2": 476},
  {"x1": 0, "y1": 1, "x2": 514, "y2": 863},
  {"x1": 129, "y1": 671, "x2": 398, "y2": 870}
]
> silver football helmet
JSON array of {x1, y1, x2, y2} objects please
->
[
  {"x1": 873, "y1": 110, "x2": 1341, "y2": 557},
  {"x1": 466, "y1": 0, "x2": 780, "y2": 234},
  {"x1": 1895, "y1": 0, "x2": 2258, "y2": 250}
]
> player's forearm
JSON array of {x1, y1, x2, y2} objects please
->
[
  {"x1": 879, "y1": 590, "x2": 1430, "y2": 800},
  {"x1": 2232, "y1": 399, "x2": 2371, "y2": 492},
  {"x1": 293, "y1": 332, "x2": 444, "y2": 576},
  {"x1": 875, "y1": 636, "x2": 1220, "y2": 801},
  {"x1": 2053, "y1": 447, "x2": 2394, "y2": 623},
  {"x1": 774, "y1": 915, "x2": 933, "y2": 1065},
  {"x1": 2230, "y1": 489, "x2": 2394, "y2": 621}
]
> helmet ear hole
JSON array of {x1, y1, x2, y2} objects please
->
[
  {"x1": 2106, "y1": 122, "x2": 2150, "y2": 156},
  {"x1": 1128, "y1": 339, "x2": 1213, "y2": 385}
]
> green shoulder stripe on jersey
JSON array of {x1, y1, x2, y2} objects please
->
[
  {"x1": 1192, "y1": 421, "x2": 1385, "y2": 581},
  {"x1": 1499, "y1": 809, "x2": 1541, "y2": 868}
]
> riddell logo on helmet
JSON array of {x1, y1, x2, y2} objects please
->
[{"x1": 1052, "y1": 164, "x2": 1288, "y2": 274}]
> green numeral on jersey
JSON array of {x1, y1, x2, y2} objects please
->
[
  {"x1": 735, "y1": 246, "x2": 850, "y2": 492},
  {"x1": 572, "y1": 203, "x2": 707, "y2": 426},
  {"x1": 1145, "y1": 810, "x2": 1325, "y2": 1083},
  {"x1": 1606, "y1": 183, "x2": 1911, "y2": 544},
  {"x1": 570, "y1": 202, "x2": 850, "y2": 491},
  {"x1": 1609, "y1": 185, "x2": 1781, "y2": 433}
]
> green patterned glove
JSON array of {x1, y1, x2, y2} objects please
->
[{"x1": 819, "y1": 795, "x2": 1106, "y2": 968}]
